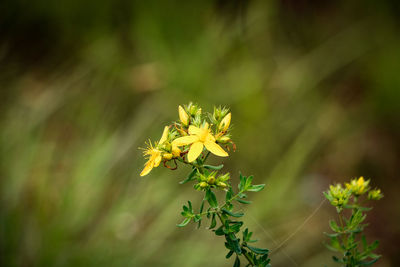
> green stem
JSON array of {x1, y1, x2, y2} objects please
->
[
  {"x1": 180, "y1": 152, "x2": 256, "y2": 266},
  {"x1": 242, "y1": 249, "x2": 255, "y2": 266},
  {"x1": 202, "y1": 151, "x2": 211, "y2": 163}
]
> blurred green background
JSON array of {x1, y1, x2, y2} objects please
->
[{"x1": 1, "y1": 0, "x2": 399, "y2": 266}]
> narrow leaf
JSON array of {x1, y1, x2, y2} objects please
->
[
  {"x1": 209, "y1": 214, "x2": 217, "y2": 229},
  {"x1": 236, "y1": 199, "x2": 252, "y2": 204},
  {"x1": 247, "y1": 184, "x2": 265, "y2": 192},
  {"x1": 245, "y1": 245, "x2": 269, "y2": 255},
  {"x1": 204, "y1": 164, "x2": 224, "y2": 170},
  {"x1": 222, "y1": 208, "x2": 244, "y2": 218},
  {"x1": 206, "y1": 190, "x2": 218, "y2": 208},
  {"x1": 179, "y1": 168, "x2": 197, "y2": 184},
  {"x1": 177, "y1": 218, "x2": 191, "y2": 227},
  {"x1": 233, "y1": 256, "x2": 240, "y2": 267}
]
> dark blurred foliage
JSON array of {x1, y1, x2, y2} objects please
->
[{"x1": 0, "y1": 0, "x2": 399, "y2": 266}]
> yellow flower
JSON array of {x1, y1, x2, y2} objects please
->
[
  {"x1": 140, "y1": 126, "x2": 169, "y2": 177},
  {"x1": 219, "y1": 112, "x2": 231, "y2": 132},
  {"x1": 172, "y1": 122, "x2": 228, "y2": 162},
  {"x1": 178, "y1": 105, "x2": 189, "y2": 126},
  {"x1": 140, "y1": 141, "x2": 162, "y2": 176}
]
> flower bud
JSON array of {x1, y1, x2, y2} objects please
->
[
  {"x1": 178, "y1": 105, "x2": 189, "y2": 126},
  {"x1": 217, "y1": 136, "x2": 231, "y2": 144},
  {"x1": 159, "y1": 126, "x2": 169, "y2": 145},
  {"x1": 199, "y1": 182, "x2": 208, "y2": 189},
  {"x1": 171, "y1": 146, "x2": 181, "y2": 157},
  {"x1": 162, "y1": 153, "x2": 173, "y2": 160},
  {"x1": 217, "y1": 182, "x2": 227, "y2": 188},
  {"x1": 219, "y1": 112, "x2": 231, "y2": 132},
  {"x1": 207, "y1": 176, "x2": 216, "y2": 185}
]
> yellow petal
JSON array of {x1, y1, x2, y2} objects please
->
[
  {"x1": 179, "y1": 105, "x2": 189, "y2": 126},
  {"x1": 159, "y1": 126, "x2": 169, "y2": 144},
  {"x1": 172, "y1": 135, "x2": 198, "y2": 146},
  {"x1": 187, "y1": 142, "x2": 204, "y2": 162},
  {"x1": 188, "y1": 125, "x2": 202, "y2": 135},
  {"x1": 154, "y1": 154, "x2": 162, "y2": 167},
  {"x1": 140, "y1": 161, "x2": 154, "y2": 176},
  {"x1": 204, "y1": 140, "x2": 228, "y2": 157},
  {"x1": 206, "y1": 133, "x2": 216, "y2": 142}
]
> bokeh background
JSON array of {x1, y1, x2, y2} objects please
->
[{"x1": 1, "y1": 0, "x2": 399, "y2": 266}]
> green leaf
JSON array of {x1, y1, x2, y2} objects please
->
[
  {"x1": 324, "y1": 232, "x2": 340, "y2": 238},
  {"x1": 226, "y1": 234, "x2": 242, "y2": 254},
  {"x1": 206, "y1": 190, "x2": 218, "y2": 208},
  {"x1": 209, "y1": 214, "x2": 217, "y2": 229},
  {"x1": 245, "y1": 245, "x2": 269, "y2": 255},
  {"x1": 329, "y1": 220, "x2": 341, "y2": 232},
  {"x1": 359, "y1": 258, "x2": 380, "y2": 266},
  {"x1": 199, "y1": 199, "x2": 205, "y2": 213},
  {"x1": 226, "y1": 187, "x2": 233, "y2": 202},
  {"x1": 332, "y1": 256, "x2": 343, "y2": 263},
  {"x1": 215, "y1": 226, "x2": 225, "y2": 236},
  {"x1": 247, "y1": 184, "x2": 265, "y2": 192},
  {"x1": 367, "y1": 240, "x2": 379, "y2": 251},
  {"x1": 229, "y1": 222, "x2": 243, "y2": 233},
  {"x1": 362, "y1": 235, "x2": 368, "y2": 250},
  {"x1": 226, "y1": 250, "x2": 234, "y2": 259},
  {"x1": 193, "y1": 214, "x2": 201, "y2": 222},
  {"x1": 245, "y1": 175, "x2": 253, "y2": 190},
  {"x1": 179, "y1": 168, "x2": 197, "y2": 184},
  {"x1": 222, "y1": 208, "x2": 244, "y2": 218},
  {"x1": 177, "y1": 218, "x2": 191, "y2": 227},
  {"x1": 233, "y1": 256, "x2": 240, "y2": 267},
  {"x1": 204, "y1": 164, "x2": 224, "y2": 170},
  {"x1": 236, "y1": 199, "x2": 252, "y2": 204},
  {"x1": 238, "y1": 172, "x2": 245, "y2": 191}
]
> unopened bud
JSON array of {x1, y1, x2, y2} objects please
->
[
  {"x1": 368, "y1": 189, "x2": 383, "y2": 200},
  {"x1": 217, "y1": 136, "x2": 231, "y2": 144},
  {"x1": 199, "y1": 182, "x2": 208, "y2": 188},
  {"x1": 207, "y1": 177, "x2": 216, "y2": 185},
  {"x1": 219, "y1": 112, "x2": 231, "y2": 132},
  {"x1": 171, "y1": 146, "x2": 181, "y2": 157},
  {"x1": 178, "y1": 105, "x2": 189, "y2": 126},
  {"x1": 163, "y1": 153, "x2": 173, "y2": 160},
  {"x1": 217, "y1": 182, "x2": 227, "y2": 188}
]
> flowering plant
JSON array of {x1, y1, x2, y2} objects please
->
[
  {"x1": 140, "y1": 103, "x2": 384, "y2": 267},
  {"x1": 324, "y1": 177, "x2": 383, "y2": 266},
  {"x1": 140, "y1": 103, "x2": 271, "y2": 267}
]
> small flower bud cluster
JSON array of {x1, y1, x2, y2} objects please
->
[
  {"x1": 195, "y1": 171, "x2": 230, "y2": 191},
  {"x1": 324, "y1": 184, "x2": 351, "y2": 211},
  {"x1": 368, "y1": 188, "x2": 383, "y2": 200}
]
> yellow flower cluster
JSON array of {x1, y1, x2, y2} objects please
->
[
  {"x1": 345, "y1": 177, "x2": 370, "y2": 196},
  {"x1": 324, "y1": 176, "x2": 383, "y2": 212},
  {"x1": 140, "y1": 103, "x2": 233, "y2": 176}
]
